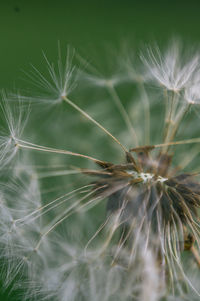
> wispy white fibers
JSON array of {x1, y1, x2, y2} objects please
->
[
  {"x1": 0, "y1": 93, "x2": 29, "y2": 169},
  {"x1": 22, "y1": 44, "x2": 77, "y2": 105},
  {"x1": 141, "y1": 40, "x2": 200, "y2": 92},
  {"x1": 140, "y1": 247, "x2": 160, "y2": 301},
  {"x1": 1, "y1": 40, "x2": 200, "y2": 301},
  {"x1": 184, "y1": 84, "x2": 200, "y2": 105},
  {"x1": 0, "y1": 163, "x2": 41, "y2": 289},
  {"x1": 12, "y1": 237, "x2": 160, "y2": 301}
]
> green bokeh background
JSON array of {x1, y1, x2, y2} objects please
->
[{"x1": 1, "y1": 0, "x2": 200, "y2": 300}]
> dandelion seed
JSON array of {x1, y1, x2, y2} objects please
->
[
  {"x1": 184, "y1": 84, "x2": 200, "y2": 105},
  {"x1": 23, "y1": 44, "x2": 77, "y2": 104},
  {"x1": 0, "y1": 93, "x2": 29, "y2": 169},
  {"x1": 141, "y1": 40, "x2": 200, "y2": 92}
]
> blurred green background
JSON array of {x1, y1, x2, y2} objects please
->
[
  {"x1": 1, "y1": 0, "x2": 200, "y2": 300},
  {"x1": 1, "y1": 0, "x2": 200, "y2": 90}
]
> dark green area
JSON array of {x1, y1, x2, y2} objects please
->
[
  {"x1": 1, "y1": 0, "x2": 200, "y2": 89},
  {"x1": 1, "y1": 0, "x2": 200, "y2": 300}
]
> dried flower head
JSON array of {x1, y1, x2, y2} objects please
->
[{"x1": 0, "y1": 41, "x2": 200, "y2": 301}]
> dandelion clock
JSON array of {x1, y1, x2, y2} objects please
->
[{"x1": 0, "y1": 40, "x2": 200, "y2": 301}]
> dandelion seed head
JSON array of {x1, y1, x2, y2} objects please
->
[{"x1": 1, "y1": 40, "x2": 200, "y2": 301}]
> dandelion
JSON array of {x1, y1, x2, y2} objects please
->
[
  {"x1": 0, "y1": 93, "x2": 29, "y2": 169},
  {"x1": 184, "y1": 84, "x2": 200, "y2": 105},
  {"x1": 141, "y1": 40, "x2": 200, "y2": 92},
  {"x1": 22, "y1": 44, "x2": 77, "y2": 105},
  {"x1": 0, "y1": 40, "x2": 200, "y2": 301}
]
